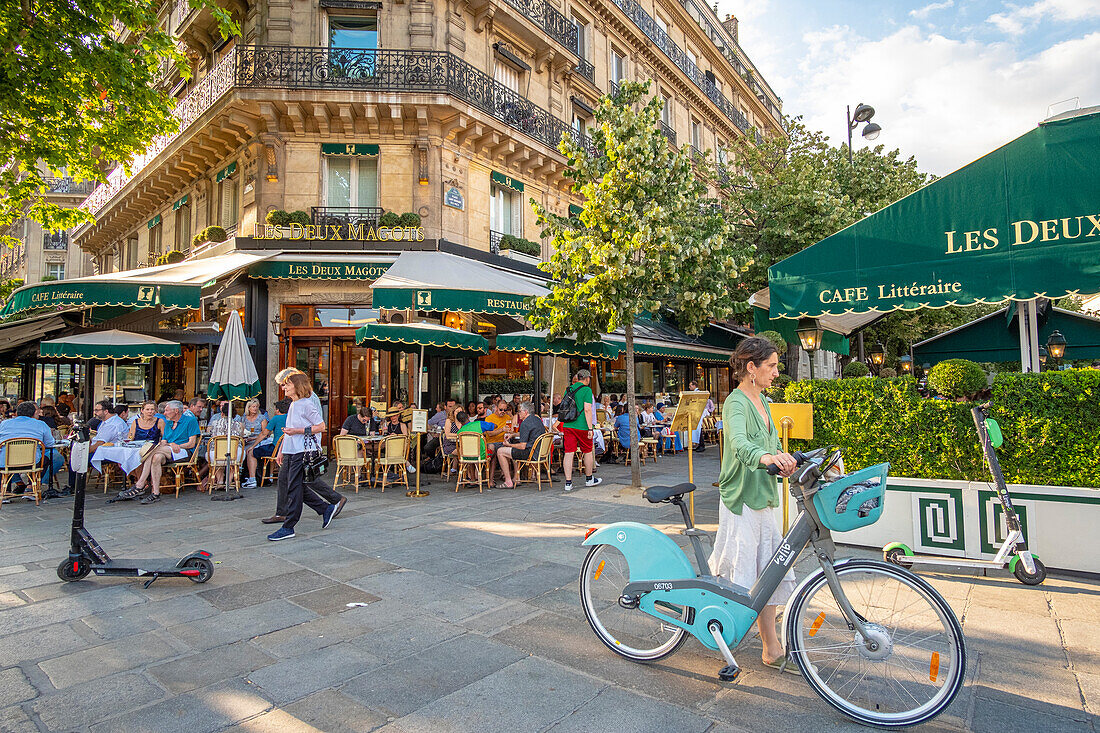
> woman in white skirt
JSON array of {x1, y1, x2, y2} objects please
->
[{"x1": 709, "y1": 336, "x2": 799, "y2": 672}]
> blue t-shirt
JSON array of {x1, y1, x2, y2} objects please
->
[
  {"x1": 0, "y1": 415, "x2": 55, "y2": 463},
  {"x1": 164, "y1": 412, "x2": 200, "y2": 447},
  {"x1": 614, "y1": 413, "x2": 640, "y2": 449},
  {"x1": 266, "y1": 414, "x2": 287, "y2": 447}
]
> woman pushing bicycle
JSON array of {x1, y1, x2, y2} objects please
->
[{"x1": 710, "y1": 337, "x2": 800, "y2": 672}]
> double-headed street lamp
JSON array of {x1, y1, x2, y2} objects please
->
[{"x1": 847, "y1": 102, "x2": 882, "y2": 167}]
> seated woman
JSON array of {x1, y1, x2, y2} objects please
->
[
  {"x1": 204, "y1": 403, "x2": 245, "y2": 491},
  {"x1": 129, "y1": 401, "x2": 165, "y2": 444},
  {"x1": 236, "y1": 399, "x2": 268, "y2": 488},
  {"x1": 613, "y1": 404, "x2": 642, "y2": 453}
]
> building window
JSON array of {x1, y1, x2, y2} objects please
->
[
  {"x1": 148, "y1": 221, "x2": 162, "y2": 260},
  {"x1": 218, "y1": 175, "x2": 238, "y2": 230},
  {"x1": 45, "y1": 262, "x2": 65, "y2": 280},
  {"x1": 610, "y1": 48, "x2": 626, "y2": 89},
  {"x1": 490, "y1": 184, "x2": 519, "y2": 236},
  {"x1": 324, "y1": 155, "x2": 379, "y2": 208},
  {"x1": 655, "y1": 13, "x2": 668, "y2": 36},
  {"x1": 175, "y1": 204, "x2": 191, "y2": 251},
  {"x1": 691, "y1": 118, "x2": 702, "y2": 149},
  {"x1": 494, "y1": 61, "x2": 521, "y2": 93},
  {"x1": 660, "y1": 91, "x2": 672, "y2": 126},
  {"x1": 329, "y1": 16, "x2": 378, "y2": 49},
  {"x1": 572, "y1": 111, "x2": 589, "y2": 136},
  {"x1": 686, "y1": 46, "x2": 697, "y2": 68},
  {"x1": 125, "y1": 237, "x2": 138, "y2": 270}
]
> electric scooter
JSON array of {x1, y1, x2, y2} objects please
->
[
  {"x1": 57, "y1": 418, "x2": 215, "y2": 588},
  {"x1": 883, "y1": 403, "x2": 1046, "y2": 585}
]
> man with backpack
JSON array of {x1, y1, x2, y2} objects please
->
[{"x1": 558, "y1": 369, "x2": 602, "y2": 492}]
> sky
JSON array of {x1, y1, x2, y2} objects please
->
[{"x1": 719, "y1": 0, "x2": 1100, "y2": 176}]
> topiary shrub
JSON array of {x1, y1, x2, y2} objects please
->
[
  {"x1": 928, "y1": 359, "x2": 987, "y2": 399},
  {"x1": 287, "y1": 210, "x2": 311, "y2": 227},
  {"x1": 191, "y1": 232, "x2": 204, "y2": 248},
  {"x1": 379, "y1": 211, "x2": 401, "y2": 227},
  {"x1": 880, "y1": 367, "x2": 897, "y2": 378},
  {"x1": 156, "y1": 250, "x2": 186, "y2": 266},
  {"x1": 767, "y1": 374, "x2": 792, "y2": 402},
  {"x1": 265, "y1": 209, "x2": 292, "y2": 226},
  {"x1": 842, "y1": 361, "x2": 870, "y2": 378},
  {"x1": 499, "y1": 234, "x2": 540, "y2": 257},
  {"x1": 757, "y1": 330, "x2": 787, "y2": 354},
  {"x1": 203, "y1": 225, "x2": 228, "y2": 243},
  {"x1": 399, "y1": 212, "x2": 422, "y2": 227}
]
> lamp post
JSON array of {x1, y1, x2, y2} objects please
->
[
  {"x1": 795, "y1": 317, "x2": 824, "y2": 379},
  {"x1": 847, "y1": 103, "x2": 882, "y2": 167},
  {"x1": 1038, "y1": 346, "x2": 1048, "y2": 371},
  {"x1": 899, "y1": 355, "x2": 912, "y2": 374},
  {"x1": 868, "y1": 342, "x2": 885, "y2": 373},
  {"x1": 1046, "y1": 330, "x2": 1067, "y2": 369}
]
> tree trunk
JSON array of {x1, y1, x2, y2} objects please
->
[{"x1": 626, "y1": 318, "x2": 641, "y2": 489}]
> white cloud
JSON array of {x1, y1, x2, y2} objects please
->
[
  {"x1": 987, "y1": 0, "x2": 1100, "y2": 35},
  {"x1": 784, "y1": 25, "x2": 1100, "y2": 175},
  {"x1": 910, "y1": 0, "x2": 955, "y2": 20}
]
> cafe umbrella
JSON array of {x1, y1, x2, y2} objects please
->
[{"x1": 206, "y1": 311, "x2": 261, "y2": 500}]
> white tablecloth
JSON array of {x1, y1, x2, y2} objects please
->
[{"x1": 90, "y1": 445, "x2": 143, "y2": 475}]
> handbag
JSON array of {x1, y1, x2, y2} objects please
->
[{"x1": 303, "y1": 431, "x2": 328, "y2": 483}]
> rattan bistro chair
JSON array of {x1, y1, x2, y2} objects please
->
[
  {"x1": 170, "y1": 446, "x2": 203, "y2": 497},
  {"x1": 258, "y1": 435, "x2": 283, "y2": 487},
  {"x1": 333, "y1": 435, "x2": 368, "y2": 493},
  {"x1": 514, "y1": 432, "x2": 554, "y2": 491},
  {"x1": 373, "y1": 434, "x2": 409, "y2": 493},
  {"x1": 0, "y1": 438, "x2": 45, "y2": 506},
  {"x1": 208, "y1": 435, "x2": 243, "y2": 493},
  {"x1": 455, "y1": 432, "x2": 489, "y2": 493}
]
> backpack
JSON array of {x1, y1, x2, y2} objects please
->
[{"x1": 557, "y1": 383, "x2": 583, "y2": 424}]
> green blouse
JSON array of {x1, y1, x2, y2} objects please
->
[{"x1": 717, "y1": 389, "x2": 782, "y2": 515}]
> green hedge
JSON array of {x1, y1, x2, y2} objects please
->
[
  {"x1": 784, "y1": 370, "x2": 1100, "y2": 487},
  {"x1": 477, "y1": 378, "x2": 548, "y2": 395}
]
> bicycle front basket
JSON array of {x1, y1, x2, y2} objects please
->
[{"x1": 811, "y1": 462, "x2": 889, "y2": 533}]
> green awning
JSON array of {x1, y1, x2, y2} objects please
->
[
  {"x1": 913, "y1": 306, "x2": 1100, "y2": 366},
  {"x1": 173, "y1": 195, "x2": 189, "y2": 210},
  {"x1": 603, "y1": 335, "x2": 732, "y2": 363},
  {"x1": 249, "y1": 260, "x2": 392, "y2": 280},
  {"x1": 321, "y1": 143, "x2": 380, "y2": 156},
  {"x1": 495, "y1": 330, "x2": 622, "y2": 359},
  {"x1": 752, "y1": 306, "x2": 850, "y2": 356},
  {"x1": 215, "y1": 161, "x2": 237, "y2": 182},
  {"x1": 355, "y1": 322, "x2": 489, "y2": 355},
  {"x1": 769, "y1": 109, "x2": 1100, "y2": 321},
  {"x1": 568, "y1": 204, "x2": 583, "y2": 217},
  {"x1": 491, "y1": 171, "x2": 524, "y2": 192},
  {"x1": 370, "y1": 251, "x2": 548, "y2": 317},
  {"x1": 39, "y1": 330, "x2": 180, "y2": 359},
  {"x1": 147, "y1": 214, "x2": 161, "y2": 229}
]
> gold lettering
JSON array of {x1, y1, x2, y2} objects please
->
[
  {"x1": 1061, "y1": 217, "x2": 1082, "y2": 239},
  {"x1": 288, "y1": 223, "x2": 304, "y2": 239},
  {"x1": 964, "y1": 231, "x2": 982, "y2": 251},
  {"x1": 944, "y1": 231, "x2": 961, "y2": 254},
  {"x1": 1011, "y1": 220, "x2": 1038, "y2": 246},
  {"x1": 348, "y1": 223, "x2": 364, "y2": 240},
  {"x1": 1040, "y1": 219, "x2": 1058, "y2": 241},
  {"x1": 328, "y1": 224, "x2": 342, "y2": 239},
  {"x1": 1085, "y1": 215, "x2": 1100, "y2": 237},
  {"x1": 983, "y1": 228, "x2": 999, "y2": 249}
]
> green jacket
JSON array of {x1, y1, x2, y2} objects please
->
[{"x1": 717, "y1": 389, "x2": 782, "y2": 515}]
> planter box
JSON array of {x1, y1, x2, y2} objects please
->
[
  {"x1": 805, "y1": 475, "x2": 1100, "y2": 575},
  {"x1": 500, "y1": 248, "x2": 542, "y2": 265}
]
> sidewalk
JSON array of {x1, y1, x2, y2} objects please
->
[{"x1": 0, "y1": 451, "x2": 1096, "y2": 732}]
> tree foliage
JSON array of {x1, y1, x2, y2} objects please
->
[
  {"x1": 0, "y1": 1, "x2": 237, "y2": 247},
  {"x1": 530, "y1": 81, "x2": 752, "y2": 486}
]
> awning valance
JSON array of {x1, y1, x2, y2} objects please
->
[
  {"x1": 321, "y1": 143, "x2": 380, "y2": 156},
  {"x1": 39, "y1": 330, "x2": 180, "y2": 359},
  {"x1": 495, "y1": 330, "x2": 622, "y2": 359},
  {"x1": 249, "y1": 257, "x2": 392, "y2": 280},
  {"x1": 768, "y1": 108, "x2": 1100, "y2": 321},
  {"x1": 491, "y1": 171, "x2": 524, "y2": 192},
  {"x1": 1, "y1": 252, "x2": 273, "y2": 317},
  {"x1": 355, "y1": 322, "x2": 489, "y2": 355},
  {"x1": 370, "y1": 251, "x2": 548, "y2": 317}
]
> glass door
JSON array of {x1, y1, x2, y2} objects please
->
[
  {"x1": 342, "y1": 344, "x2": 374, "y2": 422},
  {"x1": 293, "y1": 340, "x2": 332, "y2": 429}
]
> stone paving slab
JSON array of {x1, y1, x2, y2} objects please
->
[{"x1": 0, "y1": 452, "x2": 1097, "y2": 732}]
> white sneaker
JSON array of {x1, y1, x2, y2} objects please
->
[
  {"x1": 585, "y1": 476, "x2": 603, "y2": 487},
  {"x1": 242, "y1": 478, "x2": 257, "y2": 488},
  {"x1": 406, "y1": 463, "x2": 417, "y2": 474},
  {"x1": 564, "y1": 481, "x2": 574, "y2": 492}
]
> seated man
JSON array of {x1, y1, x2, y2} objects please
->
[
  {"x1": 496, "y1": 401, "x2": 546, "y2": 489},
  {"x1": 482, "y1": 400, "x2": 512, "y2": 484},
  {"x1": 0, "y1": 401, "x2": 63, "y2": 497},
  {"x1": 118, "y1": 401, "x2": 199, "y2": 504},
  {"x1": 340, "y1": 406, "x2": 371, "y2": 438},
  {"x1": 248, "y1": 399, "x2": 287, "y2": 485}
]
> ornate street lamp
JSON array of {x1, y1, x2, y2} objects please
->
[
  {"x1": 270, "y1": 313, "x2": 284, "y2": 337},
  {"x1": 1038, "y1": 346, "x2": 1048, "y2": 370},
  {"x1": 868, "y1": 342, "x2": 885, "y2": 371},
  {"x1": 1046, "y1": 330, "x2": 1067, "y2": 360},
  {"x1": 796, "y1": 318, "x2": 824, "y2": 378},
  {"x1": 899, "y1": 355, "x2": 912, "y2": 373}
]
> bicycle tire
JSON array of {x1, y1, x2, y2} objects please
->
[
  {"x1": 579, "y1": 543, "x2": 690, "y2": 662},
  {"x1": 786, "y1": 559, "x2": 965, "y2": 728}
]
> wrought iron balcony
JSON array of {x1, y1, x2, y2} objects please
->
[
  {"x1": 44, "y1": 177, "x2": 95, "y2": 195},
  {"x1": 489, "y1": 230, "x2": 504, "y2": 254},
  {"x1": 659, "y1": 121, "x2": 676, "y2": 145},
  {"x1": 607, "y1": 0, "x2": 751, "y2": 135},
  {"x1": 609, "y1": 81, "x2": 621, "y2": 98},
  {"x1": 42, "y1": 232, "x2": 68, "y2": 250},
  {"x1": 576, "y1": 58, "x2": 595, "y2": 85},
  {"x1": 236, "y1": 46, "x2": 594, "y2": 157},
  {"x1": 499, "y1": 0, "x2": 578, "y2": 54},
  {"x1": 311, "y1": 206, "x2": 384, "y2": 230}
]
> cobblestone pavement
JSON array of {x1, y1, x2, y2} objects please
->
[{"x1": 0, "y1": 451, "x2": 1097, "y2": 732}]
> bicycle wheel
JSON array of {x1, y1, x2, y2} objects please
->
[
  {"x1": 579, "y1": 543, "x2": 690, "y2": 662},
  {"x1": 786, "y1": 560, "x2": 965, "y2": 728}
]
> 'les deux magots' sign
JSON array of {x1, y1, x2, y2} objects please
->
[{"x1": 252, "y1": 223, "x2": 425, "y2": 242}]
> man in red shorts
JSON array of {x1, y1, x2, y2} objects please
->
[{"x1": 560, "y1": 368, "x2": 602, "y2": 492}]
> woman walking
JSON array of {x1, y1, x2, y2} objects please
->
[
  {"x1": 267, "y1": 373, "x2": 341, "y2": 541},
  {"x1": 709, "y1": 337, "x2": 799, "y2": 672}
]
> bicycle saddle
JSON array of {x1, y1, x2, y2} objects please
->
[{"x1": 644, "y1": 483, "x2": 696, "y2": 503}]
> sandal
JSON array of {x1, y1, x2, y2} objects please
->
[
  {"x1": 762, "y1": 654, "x2": 802, "y2": 675},
  {"x1": 140, "y1": 493, "x2": 161, "y2": 504},
  {"x1": 117, "y1": 485, "x2": 147, "y2": 500}
]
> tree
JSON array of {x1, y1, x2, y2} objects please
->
[
  {"x1": 0, "y1": 1, "x2": 237, "y2": 248},
  {"x1": 530, "y1": 81, "x2": 752, "y2": 487}
]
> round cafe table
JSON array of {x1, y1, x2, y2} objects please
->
[{"x1": 90, "y1": 443, "x2": 145, "y2": 476}]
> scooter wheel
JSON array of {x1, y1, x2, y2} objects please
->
[
  {"x1": 57, "y1": 558, "x2": 91, "y2": 582},
  {"x1": 1013, "y1": 557, "x2": 1046, "y2": 586},
  {"x1": 182, "y1": 557, "x2": 214, "y2": 583},
  {"x1": 884, "y1": 547, "x2": 911, "y2": 566}
]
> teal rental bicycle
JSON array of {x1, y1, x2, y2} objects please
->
[{"x1": 579, "y1": 447, "x2": 966, "y2": 728}]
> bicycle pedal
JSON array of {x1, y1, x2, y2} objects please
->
[{"x1": 717, "y1": 664, "x2": 741, "y2": 682}]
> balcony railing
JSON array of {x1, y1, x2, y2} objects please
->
[
  {"x1": 607, "y1": 0, "x2": 751, "y2": 135},
  {"x1": 499, "y1": 0, "x2": 578, "y2": 54},
  {"x1": 690, "y1": 145, "x2": 705, "y2": 165},
  {"x1": 489, "y1": 230, "x2": 504, "y2": 254},
  {"x1": 237, "y1": 46, "x2": 594, "y2": 156},
  {"x1": 44, "y1": 177, "x2": 95, "y2": 195},
  {"x1": 43, "y1": 232, "x2": 68, "y2": 251},
  {"x1": 659, "y1": 121, "x2": 676, "y2": 145},
  {"x1": 311, "y1": 206, "x2": 384, "y2": 230},
  {"x1": 576, "y1": 58, "x2": 595, "y2": 85},
  {"x1": 172, "y1": 0, "x2": 194, "y2": 32}
]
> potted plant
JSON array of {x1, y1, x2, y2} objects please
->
[{"x1": 498, "y1": 234, "x2": 541, "y2": 263}]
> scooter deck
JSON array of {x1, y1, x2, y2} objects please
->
[{"x1": 91, "y1": 559, "x2": 196, "y2": 576}]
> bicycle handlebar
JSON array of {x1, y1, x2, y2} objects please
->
[{"x1": 766, "y1": 451, "x2": 809, "y2": 476}]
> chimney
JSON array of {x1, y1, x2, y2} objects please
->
[{"x1": 722, "y1": 14, "x2": 739, "y2": 43}]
